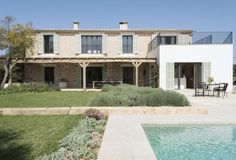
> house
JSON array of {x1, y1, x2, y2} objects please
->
[{"x1": 15, "y1": 21, "x2": 235, "y2": 91}]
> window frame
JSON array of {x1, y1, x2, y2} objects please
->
[
  {"x1": 81, "y1": 35, "x2": 103, "y2": 54},
  {"x1": 122, "y1": 35, "x2": 133, "y2": 53},
  {"x1": 43, "y1": 35, "x2": 54, "y2": 53},
  {"x1": 160, "y1": 36, "x2": 177, "y2": 45}
]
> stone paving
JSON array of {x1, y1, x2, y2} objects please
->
[{"x1": 98, "y1": 89, "x2": 236, "y2": 160}]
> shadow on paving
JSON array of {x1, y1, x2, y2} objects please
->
[{"x1": 0, "y1": 130, "x2": 31, "y2": 160}]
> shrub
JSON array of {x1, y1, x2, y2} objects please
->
[
  {"x1": 89, "y1": 93, "x2": 116, "y2": 106},
  {"x1": 145, "y1": 90, "x2": 166, "y2": 106},
  {"x1": 36, "y1": 118, "x2": 106, "y2": 160},
  {"x1": 165, "y1": 91, "x2": 190, "y2": 106},
  {"x1": 89, "y1": 84, "x2": 190, "y2": 107},
  {"x1": 0, "y1": 82, "x2": 59, "y2": 95},
  {"x1": 101, "y1": 84, "x2": 115, "y2": 92},
  {"x1": 84, "y1": 108, "x2": 105, "y2": 120}
]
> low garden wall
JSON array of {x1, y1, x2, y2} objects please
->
[{"x1": 0, "y1": 106, "x2": 208, "y2": 115}]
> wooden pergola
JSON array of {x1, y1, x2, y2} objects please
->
[{"x1": 0, "y1": 57, "x2": 156, "y2": 90}]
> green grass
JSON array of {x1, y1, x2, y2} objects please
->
[
  {"x1": 0, "y1": 115, "x2": 82, "y2": 160},
  {"x1": 0, "y1": 91, "x2": 98, "y2": 108}
]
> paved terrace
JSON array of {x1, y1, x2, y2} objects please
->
[
  {"x1": 98, "y1": 89, "x2": 236, "y2": 160},
  {"x1": 177, "y1": 89, "x2": 236, "y2": 119}
]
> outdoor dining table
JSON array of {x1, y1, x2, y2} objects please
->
[{"x1": 204, "y1": 83, "x2": 221, "y2": 96}]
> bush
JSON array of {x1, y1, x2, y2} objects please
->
[
  {"x1": 89, "y1": 84, "x2": 189, "y2": 107},
  {"x1": 36, "y1": 118, "x2": 106, "y2": 160},
  {"x1": 89, "y1": 93, "x2": 117, "y2": 106},
  {"x1": 84, "y1": 108, "x2": 105, "y2": 120},
  {"x1": 0, "y1": 82, "x2": 59, "y2": 95},
  {"x1": 101, "y1": 84, "x2": 115, "y2": 92},
  {"x1": 165, "y1": 91, "x2": 190, "y2": 106}
]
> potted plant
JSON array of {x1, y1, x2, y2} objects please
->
[{"x1": 208, "y1": 76, "x2": 214, "y2": 84}]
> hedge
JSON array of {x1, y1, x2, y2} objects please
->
[
  {"x1": 89, "y1": 84, "x2": 189, "y2": 106},
  {"x1": 0, "y1": 82, "x2": 59, "y2": 95}
]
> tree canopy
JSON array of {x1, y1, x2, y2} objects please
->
[
  {"x1": 0, "y1": 16, "x2": 34, "y2": 58},
  {"x1": 0, "y1": 16, "x2": 35, "y2": 88}
]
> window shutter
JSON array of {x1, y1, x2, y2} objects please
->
[
  {"x1": 102, "y1": 34, "x2": 107, "y2": 54},
  {"x1": 118, "y1": 35, "x2": 122, "y2": 54},
  {"x1": 53, "y1": 34, "x2": 60, "y2": 54},
  {"x1": 133, "y1": 34, "x2": 138, "y2": 54},
  {"x1": 202, "y1": 62, "x2": 211, "y2": 82},
  {"x1": 166, "y1": 62, "x2": 174, "y2": 90},
  {"x1": 37, "y1": 34, "x2": 43, "y2": 54},
  {"x1": 75, "y1": 34, "x2": 81, "y2": 54}
]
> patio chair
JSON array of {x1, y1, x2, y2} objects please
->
[
  {"x1": 213, "y1": 83, "x2": 228, "y2": 98},
  {"x1": 195, "y1": 82, "x2": 207, "y2": 97}
]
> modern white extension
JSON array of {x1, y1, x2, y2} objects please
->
[{"x1": 149, "y1": 32, "x2": 233, "y2": 92}]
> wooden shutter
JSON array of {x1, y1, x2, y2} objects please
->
[
  {"x1": 102, "y1": 34, "x2": 107, "y2": 54},
  {"x1": 75, "y1": 34, "x2": 81, "y2": 54},
  {"x1": 202, "y1": 62, "x2": 211, "y2": 82},
  {"x1": 53, "y1": 34, "x2": 59, "y2": 54},
  {"x1": 133, "y1": 34, "x2": 138, "y2": 54},
  {"x1": 37, "y1": 34, "x2": 43, "y2": 54},
  {"x1": 166, "y1": 62, "x2": 174, "y2": 90}
]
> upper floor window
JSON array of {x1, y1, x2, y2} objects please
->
[
  {"x1": 160, "y1": 36, "x2": 176, "y2": 45},
  {"x1": 81, "y1": 35, "x2": 102, "y2": 54},
  {"x1": 44, "y1": 35, "x2": 54, "y2": 53},
  {"x1": 122, "y1": 35, "x2": 133, "y2": 53}
]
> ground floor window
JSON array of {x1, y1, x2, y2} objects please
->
[
  {"x1": 123, "y1": 67, "x2": 133, "y2": 84},
  {"x1": 44, "y1": 67, "x2": 54, "y2": 85}
]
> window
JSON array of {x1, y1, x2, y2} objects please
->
[
  {"x1": 44, "y1": 67, "x2": 54, "y2": 84},
  {"x1": 81, "y1": 35, "x2": 102, "y2": 54},
  {"x1": 160, "y1": 36, "x2": 176, "y2": 45},
  {"x1": 122, "y1": 35, "x2": 133, "y2": 53},
  {"x1": 44, "y1": 35, "x2": 54, "y2": 53}
]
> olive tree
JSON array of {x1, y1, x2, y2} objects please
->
[{"x1": 0, "y1": 16, "x2": 34, "y2": 89}]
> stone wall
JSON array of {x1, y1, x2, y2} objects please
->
[
  {"x1": 24, "y1": 64, "x2": 44, "y2": 83},
  {"x1": 56, "y1": 63, "x2": 80, "y2": 88},
  {"x1": 105, "y1": 63, "x2": 122, "y2": 81},
  {"x1": 138, "y1": 63, "x2": 150, "y2": 86},
  {"x1": 24, "y1": 62, "x2": 154, "y2": 88}
]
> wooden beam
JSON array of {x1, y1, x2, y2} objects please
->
[
  {"x1": 132, "y1": 61, "x2": 142, "y2": 86},
  {"x1": 0, "y1": 57, "x2": 156, "y2": 64},
  {"x1": 78, "y1": 62, "x2": 89, "y2": 91}
]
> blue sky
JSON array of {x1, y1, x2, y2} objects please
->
[{"x1": 0, "y1": 0, "x2": 235, "y2": 63}]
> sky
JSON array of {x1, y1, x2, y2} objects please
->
[{"x1": 0, "y1": 0, "x2": 235, "y2": 63}]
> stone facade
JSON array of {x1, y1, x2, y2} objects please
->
[
  {"x1": 105, "y1": 63, "x2": 121, "y2": 81},
  {"x1": 56, "y1": 63, "x2": 80, "y2": 88},
  {"x1": 24, "y1": 63, "x2": 44, "y2": 83},
  {"x1": 24, "y1": 62, "x2": 153, "y2": 88}
]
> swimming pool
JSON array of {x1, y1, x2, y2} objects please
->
[{"x1": 143, "y1": 124, "x2": 236, "y2": 160}]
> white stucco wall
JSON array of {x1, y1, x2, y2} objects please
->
[{"x1": 159, "y1": 44, "x2": 233, "y2": 91}]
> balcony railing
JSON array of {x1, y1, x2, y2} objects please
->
[
  {"x1": 148, "y1": 31, "x2": 233, "y2": 52},
  {"x1": 192, "y1": 31, "x2": 233, "y2": 44}
]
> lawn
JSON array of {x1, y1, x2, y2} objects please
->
[
  {"x1": 0, "y1": 91, "x2": 98, "y2": 108},
  {"x1": 0, "y1": 115, "x2": 82, "y2": 160}
]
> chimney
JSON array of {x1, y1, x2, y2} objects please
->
[
  {"x1": 73, "y1": 21, "x2": 79, "y2": 30},
  {"x1": 119, "y1": 21, "x2": 128, "y2": 30}
]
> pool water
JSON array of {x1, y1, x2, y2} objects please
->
[{"x1": 143, "y1": 125, "x2": 236, "y2": 160}]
